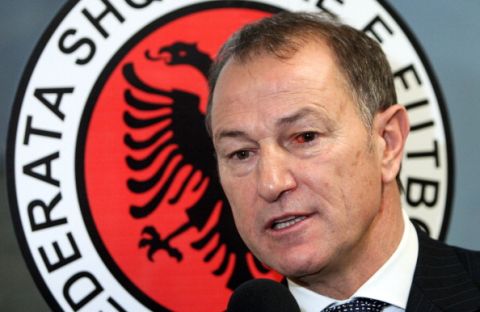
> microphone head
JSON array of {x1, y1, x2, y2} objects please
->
[{"x1": 227, "y1": 278, "x2": 300, "y2": 312}]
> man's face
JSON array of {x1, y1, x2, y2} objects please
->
[{"x1": 210, "y1": 42, "x2": 385, "y2": 280}]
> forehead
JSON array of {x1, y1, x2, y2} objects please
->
[
  {"x1": 210, "y1": 42, "x2": 354, "y2": 137},
  {"x1": 215, "y1": 42, "x2": 341, "y2": 99}
]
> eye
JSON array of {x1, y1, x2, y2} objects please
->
[
  {"x1": 229, "y1": 150, "x2": 252, "y2": 160},
  {"x1": 294, "y1": 131, "x2": 318, "y2": 144}
]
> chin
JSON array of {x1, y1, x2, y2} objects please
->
[{"x1": 269, "y1": 251, "x2": 326, "y2": 279}]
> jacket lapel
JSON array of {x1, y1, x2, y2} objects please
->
[{"x1": 406, "y1": 228, "x2": 480, "y2": 312}]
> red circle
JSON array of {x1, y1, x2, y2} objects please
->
[{"x1": 84, "y1": 6, "x2": 281, "y2": 311}]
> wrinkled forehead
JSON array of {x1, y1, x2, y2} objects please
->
[{"x1": 210, "y1": 42, "x2": 353, "y2": 118}]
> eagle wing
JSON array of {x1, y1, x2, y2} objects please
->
[{"x1": 122, "y1": 62, "x2": 272, "y2": 289}]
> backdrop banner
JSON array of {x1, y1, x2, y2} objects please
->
[{"x1": 7, "y1": 1, "x2": 453, "y2": 311}]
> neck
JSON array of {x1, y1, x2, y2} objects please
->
[{"x1": 292, "y1": 183, "x2": 404, "y2": 299}]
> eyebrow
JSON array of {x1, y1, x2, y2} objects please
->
[
  {"x1": 215, "y1": 130, "x2": 250, "y2": 142},
  {"x1": 214, "y1": 106, "x2": 329, "y2": 143},
  {"x1": 275, "y1": 107, "x2": 319, "y2": 128}
]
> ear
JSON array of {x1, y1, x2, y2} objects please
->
[{"x1": 374, "y1": 104, "x2": 410, "y2": 184}]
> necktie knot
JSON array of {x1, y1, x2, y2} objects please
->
[{"x1": 322, "y1": 297, "x2": 388, "y2": 312}]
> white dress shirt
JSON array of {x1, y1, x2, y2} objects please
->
[{"x1": 288, "y1": 209, "x2": 419, "y2": 312}]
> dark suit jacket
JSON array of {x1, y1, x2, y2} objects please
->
[
  {"x1": 406, "y1": 228, "x2": 480, "y2": 311},
  {"x1": 282, "y1": 227, "x2": 480, "y2": 311}
]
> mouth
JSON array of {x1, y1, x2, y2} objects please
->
[{"x1": 270, "y1": 215, "x2": 309, "y2": 231}]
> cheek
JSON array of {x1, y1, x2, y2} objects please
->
[
  {"x1": 229, "y1": 202, "x2": 259, "y2": 252},
  {"x1": 219, "y1": 174, "x2": 254, "y2": 223},
  {"x1": 221, "y1": 174, "x2": 246, "y2": 204},
  {"x1": 230, "y1": 205, "x2": 247, "y2": 236},
  {"x1": 336, "y1": 142, "x2": 377, "y2": 181},
  {"x1": 342, "y1": 147, "x2": 383, "y2": 214},
  {"x1": 300, "y1": 156, "x2": 337, "y2": 193},
  {"x1": 218, "y1": 166, "x2": 237, "y2": 200},
  {"x1": 301, "y1": 145, "x2": 377, "y2": 212}
]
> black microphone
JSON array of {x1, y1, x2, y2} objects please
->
[{"x1": 227, "y1": 278, "x2": 300, "y2": 312}]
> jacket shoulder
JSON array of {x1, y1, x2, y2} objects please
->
[
  {"x1": 451, "y1": 244, "x2": 480, "y2": 286},
  {"x1": 408, "y1": 227, "x2": 480, "y2": 311}
]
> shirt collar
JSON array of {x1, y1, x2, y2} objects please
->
[{"x1": 288, "y1": 210, "x2": 419, "y2": 312}]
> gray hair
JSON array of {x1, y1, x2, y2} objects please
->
[{"x1": 205, "y1": 11, "x2": 397, "y2": 135}]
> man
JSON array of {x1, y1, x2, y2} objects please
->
[{"x1": 206, "y1": 12, "x2": 480, "y2": 311}]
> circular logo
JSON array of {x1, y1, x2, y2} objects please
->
[{"x1": 7, "y1": 1, "x2": 454, "y2": 311}]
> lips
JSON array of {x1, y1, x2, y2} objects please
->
[{"x1": 269, "y1": 215, "x2": 309, "y2": 231}]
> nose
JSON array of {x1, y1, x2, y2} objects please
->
[{"x1": 257, "y1": 145, "x2": 297, "y2": 202}]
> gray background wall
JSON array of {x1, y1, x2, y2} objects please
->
[{"x1": 1, "y1": 1, "x2": 479, "y2": 310}]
